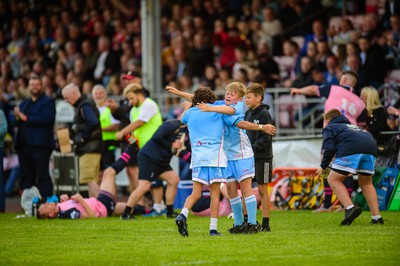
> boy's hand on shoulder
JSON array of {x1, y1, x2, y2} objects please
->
[
  {"x1": 262, "y1": 124, "x2": 276, "y2": 135},
  {"x1": 196, "y1": 102, "x2": 210, "y2": 112}
]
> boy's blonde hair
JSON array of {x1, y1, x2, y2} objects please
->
[
  {"x1": 226, "y1": 82, "x2": 246, "y2": 97},
  {"x1": 323, "y1": 108, "x2": 342, "y2": 121},
  {"x1": 246, "y1": 83, "x2": 264, "y2": 102},
  {"x1": 360, "y1": 86, "x2": 382, "y2": 113},
  {"x1": 123, "y1": 83, "x2": 144, "y2": 96}
]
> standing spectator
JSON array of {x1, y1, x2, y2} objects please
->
[
  {"x1": 14, "y1": 76, "x2": 56, "y2": 200},
  {"x1": 92, "y1": 85, "x2": 120, "y2": 179},
  {"x1": 0, "y1": 109, "x2": 7, "y2": 212},
  {"x1": 62, "y1": 83, "x2": 102, "y2": 197}
]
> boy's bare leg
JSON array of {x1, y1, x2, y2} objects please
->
[
  {"x1": 210, "y1": 182, "x2": 221, "y2": 219},
  {"x1": 258, "y1": 183, "x2": 270, "y2": 218},
  {"x1": 126, "y1": 180, "x2": 151, "y2": 208},
  {"x1": 159, "y1": 170, "x2": 179, "y2": 207},
  {"x1": 100, "y1": 167, "x2": 117, "y2": 196},
  {"x1": 327, "y1": 171, "x2": 353, "y2": 208},
  {"x1": 358, "y1": 174, "x2": 380, "y2": 216}
]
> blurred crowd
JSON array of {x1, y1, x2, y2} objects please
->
[{"x1": 0, "y1": 0, "x2": 399, "y2": 107}]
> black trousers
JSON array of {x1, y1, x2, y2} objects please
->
[{"x1": 18, "y1": 146, "x2": 53, "y2": 198}]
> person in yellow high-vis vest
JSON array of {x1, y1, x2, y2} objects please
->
[{"x1": 92, "y1": 85, "x2": 120, "y2": 180}]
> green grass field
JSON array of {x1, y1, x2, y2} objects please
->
[{"x1": 0, "y1": 210, "x2": 399, "y2": 266}]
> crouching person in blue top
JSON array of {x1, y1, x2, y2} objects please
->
[{"x1": 315, "y1": 109, "x2": 383, "y2": 226}]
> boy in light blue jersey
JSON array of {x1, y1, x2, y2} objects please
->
[
  {"x1": 167, "y1": 84, "x2": 276, "y2": 235},
  {"x1": 197, "y1": 82, "x2": 271, "y2": 233}
]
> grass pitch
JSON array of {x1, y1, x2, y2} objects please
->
[{"x1": 0, "y1": 210, "x2": 399, "y2": 265}]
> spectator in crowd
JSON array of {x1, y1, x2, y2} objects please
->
[
  {"x1": 328, "y1": 18, "x2": 357, "y2": 48},
  {"x1": 282, "y1": 39, "x2": 301, "y2": 81},
  {"x1": 0, "y1": 109, "x2": 7, "y2": 212},
  {"x1": 358, "y1": 35, "x2": 387, "y2": 88},
  {"x1": 93, "y1": 36, "x2": 120, "y2": 85},
  {"x1": 62, "y1": 83, "x2": 102, "y2": 198},
  {"x1": 324, "y1": 55, "x2": 340, "y2": 85},
  {"x1": 301, "y1": 20, "x2": 328, "y2": 56},
  {"x1": 292, "y1": 56, "x2": 314, "y2": 87},
  {"x1": 92, "y1": 85, "x2": 120, "y2": 179},
  {"x1": 261, "y1": 7, "x2": 283, "y2": 54},
  {"x1": 315, "y1": 108, "x2": 383, "y2": 226},
  {"x1": 188, "y1": 32, "x2": 214, "y2": 79},
  {"x1": 14, "y1": 76, "x2": 56, "y2": 200},
  {"x1": 256, "y1": 41, "x2": 280, "y2": 87},
  {"x1": 344, "y1": 54, "x2": 368, "y2": 95},
  {"x1": 358, "y1": 86, "x2": 392, "y2": 144}
]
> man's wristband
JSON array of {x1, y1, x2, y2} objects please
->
[{"x1": 258, "y1": 124, "x2": 263, "y2": 129}]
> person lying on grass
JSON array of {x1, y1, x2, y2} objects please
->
[{"x1": 37, "y1": 171, "x2": 126, "y2": 219}]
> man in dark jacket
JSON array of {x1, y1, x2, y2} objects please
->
[
  {"x1": 315, "y1": 109, "x2": 383, "y2": 226},
  {"x1": 62, "y1": 83, "x2": 103, "y2": 197},
  {"x1": 14, "y1": 76, "x2": 56, "y2": 199}
]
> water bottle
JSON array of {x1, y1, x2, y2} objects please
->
[{"x1": 32, "y1": 197, "x2": 40, "y2": 218}]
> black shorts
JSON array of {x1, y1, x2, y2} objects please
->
[
  {"x1": 97, "y1": 190, "x2": 116, "y2": 217},
  {"x1": 151, "y1": 178, "x2": 164, "y2": 188},
  {"x1": 253, "y1": 160, "x2": 273, "y2": 185},
  {"x1": 100, "y1": 149, "x2": 116, "y2": 170},
  {"x1": 111, "y1": 144, "x2": 139, "y2": 174},
  {"x1": 138, "y1": 153, "x2": 172, "y2": 182}
]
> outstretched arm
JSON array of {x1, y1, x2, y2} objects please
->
[
  {"x1": 196, "y1": 102, "x2": 235, "y2": 115},
  {"x1": 236, "y1": 121, "x2": 276, "y2": 135},
  {"x1": 290, "y1": 85, "x2": 319, "y2": 96},
  {"x1": 165, "y1": 86, "x2": 193, "y2": 101}
]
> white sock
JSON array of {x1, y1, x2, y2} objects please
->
[
  {"x1": 181, "y1": 208, "x2": 189, "y2": 218},
  {"x1": 210, "y1": 218, "x2": 218, "y2": 231},
  {"x1": 372, "y1": 215, "x2": 381, "y2": 220},
  {"x1": 153, "y1": 203, "x2": 163, "y2": 213},
  {"x1": 345, "y1": 205, "x2": 355, "y2": 210}
]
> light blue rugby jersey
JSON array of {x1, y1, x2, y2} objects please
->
[
  {"x1": 214, "y1": 100, "x2": 254, "y2": 161},
  {"x1": 182, "y1": 105, "x2": 239, "y2": 168}
]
